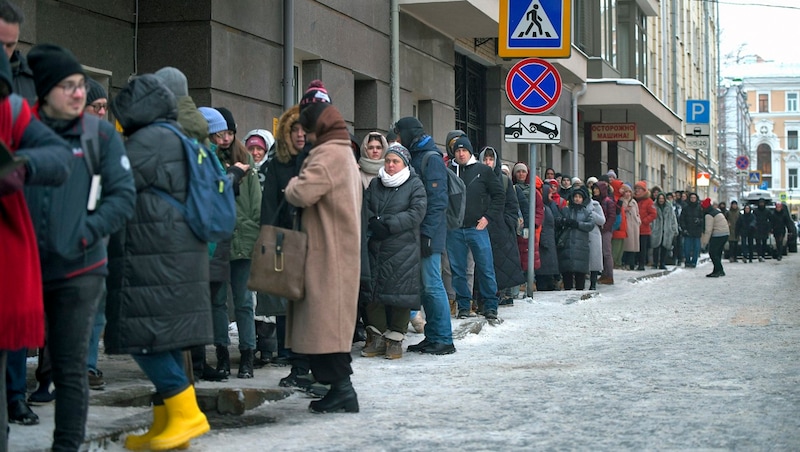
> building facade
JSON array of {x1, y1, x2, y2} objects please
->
[{"x1": 15, "y1": 0, "x2": 718, "y2": 192}]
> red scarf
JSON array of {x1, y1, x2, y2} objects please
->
[{"x1": 0, "y1": 96, "x2": 45, "y2": 350}]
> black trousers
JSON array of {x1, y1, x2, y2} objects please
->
[{"x1": 309, "y1": 353, "x2": 352, "y2": 384}]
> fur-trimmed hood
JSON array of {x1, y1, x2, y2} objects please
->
[{"x1": 276, "y1": 105, "x2": 300, "y2": 163}]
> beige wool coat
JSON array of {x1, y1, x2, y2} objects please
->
[
  {"x1": 284, "y1": 135, "x2": 362, "y2": 355},
  {"x1": 622, "y1": 197, "x2": 641, "y2": 252}
]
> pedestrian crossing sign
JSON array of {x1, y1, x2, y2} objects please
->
[
  {"x1": 499, "y1": 0, "x2": 571, "y2": 58},
  {"x1": 748, "y1": 170, "x2": 762, "y2": 185}
]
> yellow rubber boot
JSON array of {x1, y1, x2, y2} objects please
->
[
  {"x1": 124, "y1": 404, "x2": 190, "y2": 450},
  {"x1": 148, "y1": 386, "x2": 209, "y2": 451}
]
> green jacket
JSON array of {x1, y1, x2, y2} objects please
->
[{"x1": 231, "y1": 153, "x2": 262, "y2": 260}]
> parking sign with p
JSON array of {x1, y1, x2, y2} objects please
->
[{"x1": 686, "y1": 100, "x2": 710, "y2": 124}]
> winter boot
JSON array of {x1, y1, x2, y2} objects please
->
[
  {"x1": 148, "y1": 385, "x2": 209, "y2": 450},
  {"x1": 191, "y1": 345, "x2": 227, "y2": 382},
  {"x1": 308, "y1": 376, "x2": 359, "y2": 414},
  {"x1": 237, "y1": 349, "x2": 254, "y2": 379},
  {"x1": 360, "y1": 326, "x2": 386, "y2": 357},
  {"x1": 124, "y1": 402, "x2": 190, "y2": 451},
  {"x1": 215, "y1": 344, "x2": 230, "y2": 376},
  {"x1": 589, "y1": 271, "x2": 598, "y2": 290},
  {"x1": 384, "y1": 331, "x2": 404, "y2": 360}
]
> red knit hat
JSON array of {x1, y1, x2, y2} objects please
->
[{"x1": 700, "y1": 198, "x2": 712, "y2": 209}]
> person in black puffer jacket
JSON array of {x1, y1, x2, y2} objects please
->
[
  {"x1": 107, "y1": 74, "x2": 211, "y2": 449},
  {"x1": 361, "y1": 144, "x2": 427, "y2": 360},
  {"x1": 752, "y1": 198, "x2": 772, "y2": 261},
  {"x1": 556, "y1": 186, "x2": 595, "y2": 290}
]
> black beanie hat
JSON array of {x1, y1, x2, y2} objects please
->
[
  {"x1": 85, "y1": 77, "x2": 107, "y2": 105},
  {"x1": 28, "y1": 44, "x2": 85, "y2": 100},
  {"x1": 452, "y1": 136, "x2": 473, "y2": 155},
  {"x1": 214, "y1": 107, "x2": 236, "y2": 133},
  {"x1": 299, "y1": 79, "x2": 331, "y2": 113}
]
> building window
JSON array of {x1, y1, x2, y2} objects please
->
[
  {"x1": 758, "y1": 93, "x2": 769, "y2": 113},
  {"x1": 454, "y1": 53, "x2": 486, "y2": 149},
  {"x1": 789, "y1": 130, "x2": 798, "y2": 150},
  {"x1": 788, "y1": 93, "x2": 798, "y2": 112},
  {"x1": 789, "y1": 168, "x2": 798, "y2": 189}
]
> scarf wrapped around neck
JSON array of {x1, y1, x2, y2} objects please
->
[{"x1": 378, "y1": 166, "x2": 410, "y2": 188}]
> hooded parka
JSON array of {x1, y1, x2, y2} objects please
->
[
  {"x1": 105, "y1": 74, "x2": 212, "y2": 355},
  {"x1": 556, "y1": 186, "x2": 595, "y2": 274}
]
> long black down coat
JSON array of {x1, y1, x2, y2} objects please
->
[
  {"x1": 365, "y1": 169, "x2": 427, "y2": 309},
  {"x1": 486, "y1": 166, "x2": 525, "y2": 291},
  {"x1": 556, "y1": 186, "x2": 595, "y2": 274},
  {"x1": 105, "y1": 75, "x2": 212, "y2": 355}
]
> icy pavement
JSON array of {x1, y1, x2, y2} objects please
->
[{"x1": 11, "y1": 256, "x2": 800, "y2": 451}]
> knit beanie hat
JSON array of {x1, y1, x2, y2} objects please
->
[
  {"x1": 386, "y1": 143, "x2": 411, "y2": 167},
  {"x1": 85, "y1": 77, "x2": 107, "y2": 105},
  {"x1": 607, "y1": 169, "x2": 617, "y2": 179},
  {"x1": 700, "y1": 198, "x2": 712, "y2": 209},
  {"x1": 452, "y1": 136, "x2": 473, "y2": 154},
  {"x1": 27, "y1": 43, "x2": 85, "y2": 100},
  {"x1": 586, "y1": 176, "x2": 598, "y2": 186},
  {"x1": 215, "y1": 107, "x2": 236, "y2": 133},
  {"x1": 299, "y1": 79, "x2": 331, "y2": 112},
  {"x1": 513, "y1": 162, "x2": 528, "y2": 174},
  {"x1": 501, "y1": 164, "x2": 510, "y2": 175},
  {"x1": 635, "y1": 180, "x2": 647, "y2": 190},
  {"x1": 154, "y1": 67, "x2": 188, "y2": 97},
  {"x1": 198, "y1": 107, "x2": 227, "y2": 134},
  {"x1": 245, "y1": 135, "x2": 267, "y2": 150}
]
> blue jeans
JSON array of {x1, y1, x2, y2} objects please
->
[
  {"x1": 446, "y1": 228, "x2": 499, "y2": 313},
  {"x1": 87, "y1": 284, "x2": 107, "y2": 372},
  {"x1": 683, "y1": 236, "x2": 700, "y2": 265},
  {"x1": 5, "y1": 348, "x2": 27, "y2": 403},
  {"x1": 419, "y1": 253, "x2": 453, "y2": 345},
  {"x1": 44, "y1": 274, "x2": 104, "y2": 451},
  {"x1": 132, "y1": 350, "x2": 189, "y2": 398},
  {"x1": 212, "y1": 259, "x2": 256, "y2": 350}
]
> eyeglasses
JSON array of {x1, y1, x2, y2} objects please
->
[
  {"x1": 213, "y1": 130, "x2": 234, "y2": 140},
  {"x1": 87, "y1": 102, "x2": 107, "y2": 112},
  {"x1": 56, "y1": 82, "x2": 86, "y2": 95}
]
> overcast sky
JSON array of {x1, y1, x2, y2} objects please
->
[{"x1": 718, "y1": 0, "x2": 800, "y2": 65}]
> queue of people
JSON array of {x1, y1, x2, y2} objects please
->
[{"x1": 1, "y1": 0, "x2": 796, "y2": 447}]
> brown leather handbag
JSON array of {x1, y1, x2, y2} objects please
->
[{"x1": 247, "y1": 203, "x2": 307, "y2": 301}]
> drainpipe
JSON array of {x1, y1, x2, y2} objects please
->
[
  {"x1": 572, "y1": 83, "x2": 587, "y2": 177},
  {"x1": 283, "y1": 0, "x2": 295, "y2": 110},
  {"x1": 390, "y1": 0, "x2": 400, "y2": 125}
]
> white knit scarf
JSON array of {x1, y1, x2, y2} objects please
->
[{"x1": 378, "y1": 166, "x2": 410, "y2": 188}]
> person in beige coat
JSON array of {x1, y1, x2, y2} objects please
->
[
  {"x1": 619, "y1": 183, "x2": 641, "y2": 269},
  {"x1": 284, "y1": 81, "x2": 362, "y2": 414}
]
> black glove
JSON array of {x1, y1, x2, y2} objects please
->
[
  {"x1": 226, "y1": 166, "x2": 246, "y2": 196},
  {"x1": 567, "y1": 219, "x2": 579, "y2": 228},
  {"x1": 420, "y1": 235, "x2": 433, "y2": 258},
  {"x1": 368, "y1": 216, "x2": 391, "y2": 240}
]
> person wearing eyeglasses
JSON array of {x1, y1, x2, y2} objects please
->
[
  {"x1": 209, "y1": 107, "x2": 261, "y2": 380},
  {"x1": 83, "y1": 77, "x2": 107, "y2": 119},
  {"x1": 23, "y1": 43, "x2": 136, "y2": 451}
]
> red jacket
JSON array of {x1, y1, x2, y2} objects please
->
[
  {"x1": 637, "y1": 195, "x2": 657, "y2": 235},
  {"x1": 0, "y1": 97, "x2": 44, "y2": 350}
]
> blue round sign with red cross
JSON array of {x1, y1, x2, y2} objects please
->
[
  {"x1": 505, "y1": 58, "x2": 562, "y2": 114},
  {"x1": 735, "y1": 155, "x2": 750, "y2": 170}
]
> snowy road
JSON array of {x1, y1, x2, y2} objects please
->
[
  {"x1": 14, "y1": 257, "x2": 800, "y2": 451},
  {"x1": 191, "y1": 259, "x2": 800, "y2": 451}
]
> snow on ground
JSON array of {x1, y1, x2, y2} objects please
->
[{"x1": 12, "y1": 256, "x2": 800, "y2": 451}]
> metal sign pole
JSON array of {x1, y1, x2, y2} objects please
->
[{"x1": 526, "y1": 143, "x2": 537, "y2": 297}]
